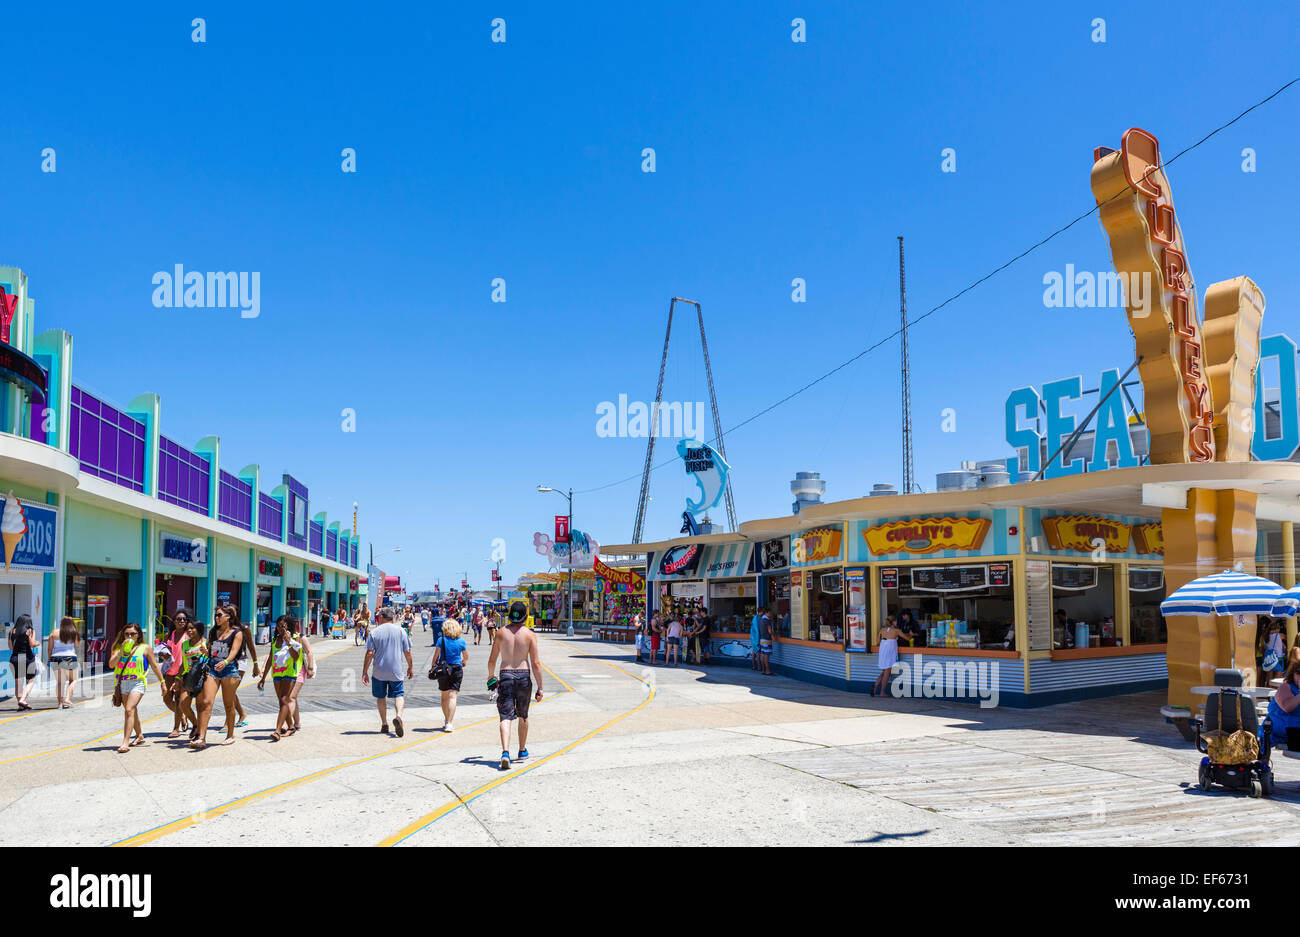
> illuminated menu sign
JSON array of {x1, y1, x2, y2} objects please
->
[{"x1": 909, "y1": 566, "x2": 989, "y2": 593}]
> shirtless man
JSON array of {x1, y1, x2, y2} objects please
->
[{"x1": 487, "y1": 601, "x2": 544, "y2": 771}]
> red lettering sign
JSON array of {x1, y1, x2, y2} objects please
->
[{"x1": 0, "y1": 287, "x2": 16, "y2": 345}]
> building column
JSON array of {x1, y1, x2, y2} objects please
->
[{"x1": 1284, "y1": 521, "x2": 1296, "y2": 653}]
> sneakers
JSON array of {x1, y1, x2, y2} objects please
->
[
  {"x1": 443, "y1": 722, "x2": 454, "y2": 732},
  {"x1": 517, "y1": 748, "x2": 529, "y2": 760},
  {"x1": 380, "y1": 724, "x2": 389, "y2": 734},
  {"x1": 499, "y1": 751, "x2": 511, "y2": 771},
  {"x1": 393, "y1": 716, "x2": 404, "y2": 738}
]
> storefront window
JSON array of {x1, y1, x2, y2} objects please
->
[
  {"x1": 1051, "y1": 563, "x2": 1117, "y2": 648},
  {"x1": 880, "y1": 564, "x2": 1016, "y2": 650},
  {"x1": 707, "y1": 580, "x2": 757, "y2": 633},
  {"x1": 1128, "y1": 566, "x2": 1167, "y2": 645},
  {"x1": 806, "y1": 569, "x2": 844, "y2": 644},
  {"x1": 769, "y1": 573, "x2": 791, "y2": 637}
]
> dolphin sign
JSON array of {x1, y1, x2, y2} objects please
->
[{"x1": 677, "y1": 438, "x2": 730, "y2": 518}]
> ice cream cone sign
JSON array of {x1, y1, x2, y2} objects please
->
[{"x1": 2, "y1": 491, "x2": 27, "y2": 571}]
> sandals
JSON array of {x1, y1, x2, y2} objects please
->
[
  {"x1": 234, "y1": 720, "x2": 248, "y2": 728},
  {"x1": 220, "y1": 737, "x2": 236, "y2": 746},
  {"x1": 189, "y1": 739, "x2": 207, "y2": 751},
  {"x1": 269, "y1": 731, "x2": 283, "y2": 741},
  {"x1": 130, "y1": 736, "x2": 147, "y2": 747},
  {"x1": 116, "y1": 744, "x2": 130, "y2": 754},
  {"x1": 167, "y1": 730, "x2": 182, "y2": 739}
]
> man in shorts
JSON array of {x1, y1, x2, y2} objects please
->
[
  {"x1": 487, "y1": 601, "x2": 544, "y2": 771},
  {"x1": 362, "y1": 606, "x2": 413, "y2": 736}
]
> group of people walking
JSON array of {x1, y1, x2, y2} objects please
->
[
  {"x1": 359, "y1": 601, "x2": 542, "y2": 771},
  {"x1": 106, "y1": 606, "x2": 315, "y2": 753}
]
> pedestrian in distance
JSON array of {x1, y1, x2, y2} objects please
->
[
  {"x1": 873, "y1": 616, "x2": 904, "y2": 698},
  {"x1": 192, "y1": 604, "x2": 245, "y2": 749},
  {"x1": 666, "y1": 613, "x2": 683, "y2": 667},
  {"x1": 108, "y1": 622, "x2": 165, "y2": 754},
  {"x1": 430, "y1": 618, "x2": 468, "y2": 731},
  {"x1": 363, "y1": 605, "x2": 412, "y2": 736},
  {"x1": 649, "y1": 612, "x2": 663, "y2": 665},
  {"x1": 6, "y1": 613, "x2": 38, "y2": 710},
  {"x1": 749, "y1": 609, "x2": 762, "y2": 671},
  {"x1": 487, "y1": 601, "x2": 544, "y2": 771},
  {"x1": 47, "y1": 616, "x2": 81, "y2": 709},
  {"x1": 631, "y1": 613, "x2": 645, "y2": 662},
  {"x1": 758, "y1": 607, "x2": 775, "y2": 676}
]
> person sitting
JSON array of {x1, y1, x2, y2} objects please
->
[{"x1": 1266, "y1": 647, "x2": 1300, "y2": 750}]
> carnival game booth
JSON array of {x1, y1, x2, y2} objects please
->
[
  {"x1": 607, "y1": 461, "x2": 1300, "y2": 707},
  {"x1": 518, "y1": 570, "x2": 600, "y2": 632},
  {"x1": 592, "y1": 558, "x2": 646, "y2": 643}
]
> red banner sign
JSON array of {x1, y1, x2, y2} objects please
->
[{"x1": 555, "y1": 515, "x2": 570, "y2": 543}]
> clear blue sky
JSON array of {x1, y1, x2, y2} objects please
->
[{"x1": 5, "y1": 1, "x2": 1298, "y2": 590}]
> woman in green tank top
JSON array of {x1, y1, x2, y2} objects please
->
[{"x1": 108, "y1": 623, "x2": 165, "y2": 754}]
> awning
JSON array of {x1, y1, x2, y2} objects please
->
[{"x1": 699, "y1": 541, "x2": 753, "y2": 579}]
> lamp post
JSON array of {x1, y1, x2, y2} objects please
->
[{"x1": 538, "y1": 485, "x2": 575, "y2": 637}]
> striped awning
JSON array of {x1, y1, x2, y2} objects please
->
[
  {"x1": 1160, "y1": 570, "x2": 1287, "y2": 617},
  {"x1": 1271, "y1": 585, "x2": 1300, "y2": 618},
  {"x1": 699, "y1": 542, "x2": 752, "y2": 579}
]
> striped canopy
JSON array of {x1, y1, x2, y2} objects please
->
[
  {"x1": 1160, "y1": 570, "x2": 1287, "y2": 618},
  {"x1": 1271, "y1": 586, "x2": 1300, "y2": 618}
]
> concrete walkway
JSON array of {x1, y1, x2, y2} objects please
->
[{"x1": 3, "y1": 632, "x2": 1297, "y2": 846}]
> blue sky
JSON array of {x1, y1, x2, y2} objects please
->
[{"x1": 4, "y1": 1, "x2": 1298, "y2": 590}]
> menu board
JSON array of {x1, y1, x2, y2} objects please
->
[
  {"x1": 1129, "y1": 567, "x2": 1165, "y2": 592},
  {"x1": 1026, "y1": 559, "x2": 1052, "y2": 651},
  {"x1": 909, "y1": 565, "x2": 989, "y2": 593},
  {"x1": 1051, "y1": 564, "x2": 1098, "y2": 591}
]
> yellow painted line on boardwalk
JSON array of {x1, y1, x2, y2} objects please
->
[
  {"x1": 377, "y1": 657, "x2": 653, "y2": 847},
  {"x1": 0, "y1": 712, "x2": 170, "y2": 764},
  {"x1": 112, "y1": 659, "x2": 576, "y2": 847}
]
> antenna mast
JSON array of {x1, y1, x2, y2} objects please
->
[{"x1": 898, "y1": 236, "x2": 915, "y2": 495}]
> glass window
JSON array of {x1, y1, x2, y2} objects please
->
[
  {"x1": 806, "y1": 568, "x2": 844, "y2": 644},
  {"x1": 1128, "y1": 566, "x2": 1167, "y2": 645},
  {"x1": 1050, "y1": 563, "x2": 1116, "y2": 649},
  {"x1": 880, "y1": 565, "x2": 1016, "y2": 650}
]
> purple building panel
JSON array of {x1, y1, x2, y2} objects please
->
[
  {"x1": 325, "y1": 529, "x2": 338, "y2": 561},
  {"x1": 258, "y1": 492, "x2": 283, "y2": 541},
  {"x1": 158, "y1": 436, "x2": 211, "y2": 516},
  {"x1": 217, "y1": 470, "x2": 253, "y2": 529},
  {"x1": 309, "y1": 520, "x2": 323, "y2": 556},
  {"x1": 69, "y1": 386, "x2": 146, "y2": 492}
]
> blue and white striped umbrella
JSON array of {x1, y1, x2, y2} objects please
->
[
  {"x1": 1160, "y1": 570, "x2": 1287, "y2": 618},
  {"x1": 1270, "y1": 586, "x2": 1300, "y2": 618}
]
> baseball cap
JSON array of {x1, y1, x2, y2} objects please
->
[{"x1": 508, "y1": 601, "x2": 528, "y2": 624}]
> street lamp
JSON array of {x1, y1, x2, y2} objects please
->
[{"x1": 538, "y1": 484, "x2": 575, "y2": 637}]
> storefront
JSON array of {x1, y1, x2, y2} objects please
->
[
  {"x1": 593, "y1": 558, "x2": 645, "y2": 626},
  {"x1": 0, "y1": 492, "x2": 60, "y2": 680},
  {"x1": 154, "y1": 529, "x2": 206, "y2": 631},
  {"x1": 647, "y1": 540, "x2": 709, "y2": 623},
  {"x1": 699, "y1": 542, "x2": 755, "y2": 632}
]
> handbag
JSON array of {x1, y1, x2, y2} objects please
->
[
  {"x1": 1206, "y1": 691, "x2": 1260, "y2": 763},
  {"x1": 1263, "y1": 648, "x2": 1282, "y2": 671},
  {"x1": 182, "y1": 656, "x2": 210, "y2": 694},
  {"x1": 428, "y1": 636, "x2": 450, "y2": 681}
]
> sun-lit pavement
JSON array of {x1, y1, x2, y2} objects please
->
[{"x1": 5, "y1": 631, "x2": 1300, "y2": 847}]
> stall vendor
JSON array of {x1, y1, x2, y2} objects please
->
[{"x1": 897, "y1": 609, "x2": 923, "y2": 647}]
